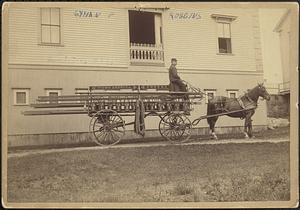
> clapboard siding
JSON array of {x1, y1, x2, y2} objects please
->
[
  {"x1": 7, "y1": 6, "x2": 267, "y2": 136},
  {"x1": 9, "y1": 7, "x2": 129, "y2": 67},
  {"x1": 163, "y1": 8, "x2": 258, "y2": 71},
  {"x1": 8, "y1": 6, "x2": 262, "y2": 72}
]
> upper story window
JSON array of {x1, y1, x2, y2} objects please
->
[
  {"x1": 211, "y1": 14, "x2": 237, "y2": 55},
  {"x1": 41, "y1": 8, "x2": 61, "y2": 44},
  {"x1": 129, "y1": 10, "x2": 164, "y2": 65},
  {"x1": 217, "y1": 22, "x2": 232, "y2": 54},
  {"x1": 13, "y1": 89, "x2": 30, "y2": 106}
]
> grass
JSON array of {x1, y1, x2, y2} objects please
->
[{"x1": 7, "y1": 141, "x2": 290, "y2": 202}]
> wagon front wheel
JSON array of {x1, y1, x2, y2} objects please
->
[
  {"x1": 159, "y1": 113, "x2": 192, "y2": 143},
  {"x1": 89, "y1": 110, "x2": 125, "y2": 146}
]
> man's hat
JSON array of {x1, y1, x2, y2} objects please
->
[{"x1": 171, "y1": 58, "x2": 177, "y2": 62}]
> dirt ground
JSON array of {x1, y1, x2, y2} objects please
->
[{"x1": 7, "y1": 127, "x2": 290, "y2": 203}]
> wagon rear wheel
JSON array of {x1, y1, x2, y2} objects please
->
[
  {"x1": 159, "y1": 113, "x2": 192, "y2": 143},
  {"x1": 89, "y1": 109, "x2": 125, "y2": 146}
]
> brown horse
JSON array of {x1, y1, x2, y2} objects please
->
[{"x1": 207, "y1": 83, "x2": 270, "y2": 139}]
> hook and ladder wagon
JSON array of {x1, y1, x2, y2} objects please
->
[{"x1": 23, "y1": 85, "x2": 204, "y2": 146}]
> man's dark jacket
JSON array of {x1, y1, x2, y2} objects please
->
[{"x1": 169, "y1": 64, "x2": 186, "y2": 92}]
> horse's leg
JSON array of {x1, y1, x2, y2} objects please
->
[
  {"x1": 244, "y1": 118, "x2": 249, "y2": 139},
  {"x1": 248, "y1": 118, "x2": 253, "y2": 138},
  {"x1": 207, "y1": 102, "x2": 219, "y2": 140},
  {"x1": 208, "y1": 117, "x2": 218, "y2": 140}
]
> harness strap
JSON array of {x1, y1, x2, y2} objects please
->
[
  {"x1": 245, "y1": 93, "x2": 254, "y2": 104},
  {"x1": 238, "y1": 94, "x2": 258, "y2": 110},
  {"x1": 237, "y1": 97, "x2": 245, "y2": 109}
]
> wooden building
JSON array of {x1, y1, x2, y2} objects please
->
[{"x1": 7, "y1": 4, "x2": 268, "y2": 146}]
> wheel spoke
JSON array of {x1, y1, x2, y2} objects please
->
[
  {"x1": 111, "y1": 131, "x2": 120, "y2": 141},
  {"x1": 112, "y1": 128, "x2": 124, "y2": 133},
  {"x1": 91, "y1": 110, "x2": 124, "y2": 146},
  {"x1": 162, "y1": 128, "x2": 172, "y2": 136},
  {"x1": 107, "y1": 132, "x2": 113, "y2": 143},
  {"x1": 159, "y1": 113, "x2": 191, "y2": 143},
  {"x1": 94, "y1": 127, "x2": 104, "y2": 133},
  {"x1": 94, "y1": 130, "x2": 106, "y2": 140},
  {"x1": 103, "y1": 132, "x2": 109, "y2": 142}
]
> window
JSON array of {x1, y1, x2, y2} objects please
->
[
  {"x1": 45, "y1": 89, "x2": 61, "y2": 103},
  {"x1": 227, "y1": 90, "x2": 238, "y2": 98},
  {"x1": 211, "y1": 14, "x2": 237, "y2": 54},
  {"x1": 217, "y1": 22, "x2": 232, "y2": 53},
  {"x1": 13, "y1": 89, "x2": 30, "y2": 105},
  {"x1": 204, "y1": 90, "x2": 216, "y2": 103},
  {"x1": 41, "y1": 8, "x2": 61, "y2": 44}
]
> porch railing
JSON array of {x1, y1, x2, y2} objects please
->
[{"x1": 130, "y1": 43, "x2": 164, "y2": 64}]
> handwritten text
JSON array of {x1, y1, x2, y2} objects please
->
[
  {"x1": 169, "y1": 12, "x2": 201, "y2": 20},
  {"x1": 74, "y1": 10, "x2": 101, "y2": 18}
]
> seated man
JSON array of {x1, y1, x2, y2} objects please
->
[{"x1": 168, "y1": 58, "x2": 187, "y2": 92}]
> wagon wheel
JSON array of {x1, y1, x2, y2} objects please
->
[
  {"x1": 159, "y1": 112, "x2": 192, "y2": 143},
  {"x1": 89, "y1": 109, "x2": 125, "y2": 146}
]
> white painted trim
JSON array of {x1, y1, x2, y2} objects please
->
[
  {"x1": 204, "y1": 90, "x2": 216, "y2": 104},
  {"x1": 9, "y1": 62, "x2": 128, "y2": 69},
  {"x1": 45, "y1": 89, "x2": 61, "y2": 96},
  {"x1": 45, "y1": 89, "x2": 62, "y2": 104},
  {"x1": 13, "y1": 89, "x2": 30, "y2": 106},
  {"x1": 8, "y1": 63, "x2": 262, "y2": 76},
  {"x1": 227, "y1": 90, "x2": 238, "y2": 98},
  {"x1": 211, "y1": 14, "x2": 237, "y2": 22}
]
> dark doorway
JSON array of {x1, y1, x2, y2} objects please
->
[{"x1": 129, "y1": 10, "x2": 155, "y2": 44}]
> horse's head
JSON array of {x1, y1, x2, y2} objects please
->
[{"x1": 256, "y1": 83, "x2": 270, "y2": 100}]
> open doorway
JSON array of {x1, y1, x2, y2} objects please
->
[
  {"x1": 129, "y1": 10, "x2": 162, "y2": 45},
  {"x1": 129, "y1": 10, "x2": 155, "y2": 44},
  {"x1": 128, "y1": 10, "x2": 163, "y2": 63}
]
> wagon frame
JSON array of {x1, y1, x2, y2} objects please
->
[{"x1": 24, "y1": 84, "x2": 255, "y2": 146}]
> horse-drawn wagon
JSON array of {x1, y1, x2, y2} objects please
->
[{"x1": 23, "y1": 83, "x2": 270, "y2": 146}]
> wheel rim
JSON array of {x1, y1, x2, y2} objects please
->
[
  {"x1": 89, "y1": 110, "x2": 125, "y2": 146},
  {"x1": 159, "y1": 113, "x2": 192, "y2": 143}
]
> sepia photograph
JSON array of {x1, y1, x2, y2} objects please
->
[{"x1": 2, "y1": 1, "x2": 298, "y2": 208}]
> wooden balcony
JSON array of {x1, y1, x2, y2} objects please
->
[{"x1": 130, "y1": 43, "x2": 164, "y2": 65}]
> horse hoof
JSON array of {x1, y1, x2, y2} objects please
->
[{"x1": 213, "y1": 135, "x2": 218, "y2": 140}]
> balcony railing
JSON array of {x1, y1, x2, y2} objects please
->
[{"x1": 130, "y1": 43, "x2": 164, "y2": 64}]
